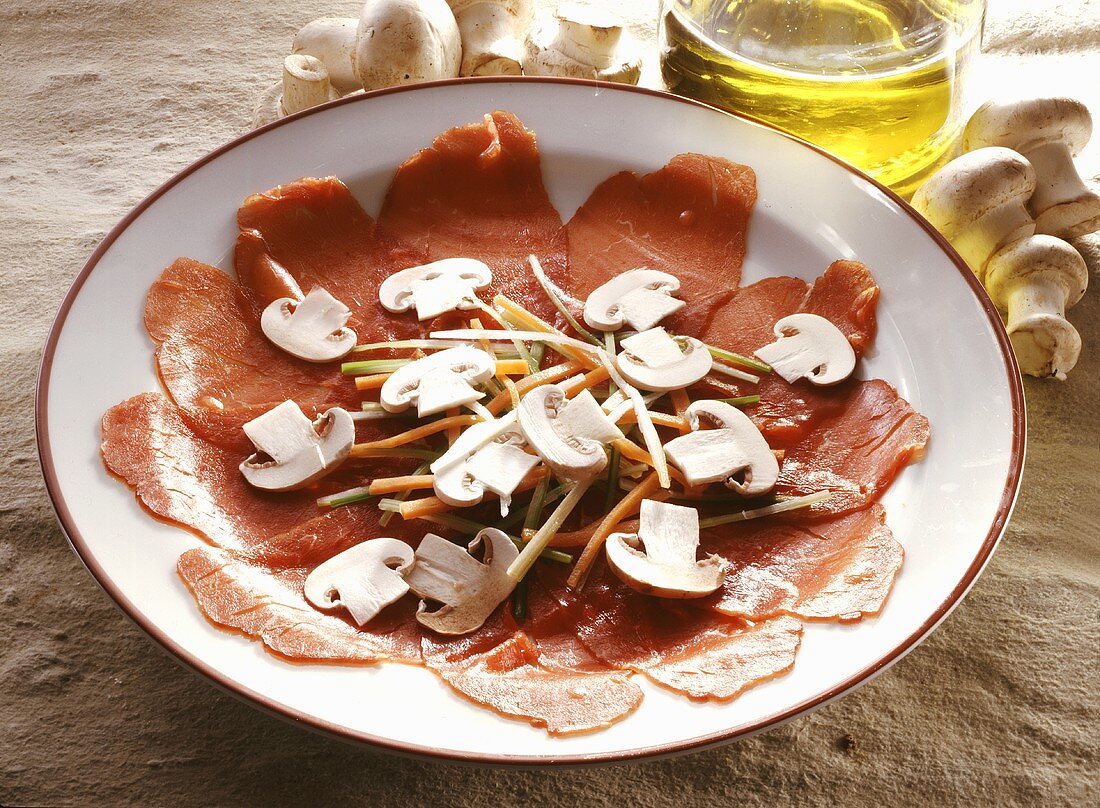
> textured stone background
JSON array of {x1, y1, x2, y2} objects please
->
[{"x1": 2, "y1": 1, "x2": 1097, "y2": 805}]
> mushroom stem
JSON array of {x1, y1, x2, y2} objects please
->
[
  {"x1": 448, "y1": 0, "x2": 533, "y2": 76},
  {"x1": 292, "y1": 17, "x2": 360, "y2": 94},
  {"x1": 1025, "y1": 139, "x2": 1100, "y2": 237},
  {"x1": 281, "y1": 55, "x2": 338, "y2": 116}
]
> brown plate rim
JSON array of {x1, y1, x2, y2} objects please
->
[{"x1": 35, "y1": 75, "x2": 1026, "y2": 767}]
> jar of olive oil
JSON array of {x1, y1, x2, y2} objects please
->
[{"x1": 660, "y1": 0, "x2": 986, "y2": 197}]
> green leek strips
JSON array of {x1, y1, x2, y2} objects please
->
[
  {"x1": 352, "y1": 447, "x2": 441, "y2": 462},
  {"x1": 707, "y1": 344, "x2": 772, "y2": 374},
  {"x1": 430, "y1": 328, "x2": 598, "y2": 359},
  {"x1": 529, "y1": 341, "x2": 546, "y2": 369},
  {"x1": 507, "y1": 479, "x2": 594, "y2": 581},
  {"x1": 603, "y1": 331, "x2": 618, "y2": 396},
  {"x1": 511, "y1": 580, "x2": 529, "y2": 620},
  {"x1": 697, "y1": 491, "x2": 832, "y2": 528},
  {"x1": 604, "y1": 446, "x2": 621, "y2": 512},
  {"x1": 597, "y1": 347, "x2": 671, "y2": 488},
  {"x1": 414, "y1": 512, "x2": 573, "y2": 564},
  {"x1": 527, "y1": 255, "x2": 602, "y2": 345},
  {"x1": 341, "y1": 358, "x2": 411, "y2": 375},
  {"x1": 351, "y1": 339, "x2": 468, "y2": 354},
  {"x1": 717, "y1": 395, "x2": 762, "y2": 407},
  {"x1": 317, "y1": 486, "x2": 374, "y2": 508},
  {"x1": 522, "y1": 475, "x2": 551, "y2": 534},
  {"x1": 379, "y1": 461, "x2": 431, "y2": 526},
  {"x1": 709, "y1": 360, "x2": 760, "y2": 384},
  {"x1": 492, "y1": 294, "x2": 596, "y2": 366},
  {"x1": 471, "y1": 300, "x2": 540, "y2": 374}
]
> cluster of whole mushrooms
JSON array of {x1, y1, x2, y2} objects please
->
[
  {"x1": 913, "y1": 97, "x2": 1098, "y2": 381},
  {"x1": 253, "y1": 0, "x2": 643, "y2": 127}
]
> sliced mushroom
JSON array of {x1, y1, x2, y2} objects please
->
[
  {"x1": 260, "y1": 286, "x2": 356, "y2": 362},
  {"x1": 753, "y1": 313, "x2": 856, "y2": 386},
  {"x1": 303, "y1": 538, "x2": 415, "y2": 625},
  {"x1": 380, "y1": 346, "x2": 494, "y2": 417},
  {"x1": 614, "y1": 327, "x2": 713, "y2": 392},
  {"x1": 517, "y1": 386, "x2": 623, "y2": 480},
  {"x1": 582, "y1": 268, "x2": 685, "y2": 332},
  {"x1": 433, "y1": 425, "x2": 540, "y2": 515},
  {"x1": 605, "y1": 499, "x2": 726, "y2": 598},
  {"x1": 663, "y1": 400, "x2": 778, "y2": 496},
  {"x1": 405, "y1": 530, "x2": 518, "y2": 635},
  {"x1": 239, "y1": 401, "x2": 354, "y2": 491},
  {"x1": 378, "y1": 258, "x2": 493, "y2": 321}
]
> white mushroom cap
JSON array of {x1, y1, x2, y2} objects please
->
[
  {"x1": 517, "y1": 385, "x2": 623, "y2": 480},
  {"x1": 605, "y1": 499, "x2": 725, "y2": 599},
  {"x1": 615, "y1": 327, "x2": 713, "y2": 392},
  {"x1": 239, "y1": 401, "x2": 355, "y2": 492},
  {"x1": 447, "y1": 0, "x2": 533, "y2": 76},
  {"x1": 404, "y1": 529, "x2": 518, "y2": 635},
  {"x1": 260, "y1": 286, "x2": 356, "y2": 363},
  {"x1": 304, "y1": 538, "x2": 415, "y2": 626},
  {"x1": 378, "y1": 258, "x2": 493, "y2": 320},
  {"x1": 753, "y1": 313, "x2": 856, "y2": 386},
  {"x1": 582, "y1": 268, "x2": 685, "y2": 332},
  {"x1": 964, "y1": 98, "x2": 1100, "y2": 239},
  {"x1": 984, "y1": 235, "x2": 1088, "y2": 380},
  {"x1": 355, "y1": 0, "x2": 462, "y2": 91},
  {"x1": 663, "y1": 400, "x2": 779, "y2": 496},
  {"x1": 292, "y1": 17, "x2": 361, "y2": 94},
  {"x1": 380, "y1": 346, "x2": 495, "y2": 417},
  {"x1": 911, "y1": 147, "x2": 1038, "y2": 275},
  {"x1": 523, "y1": 3, "x2": 642, "y2": 84}
]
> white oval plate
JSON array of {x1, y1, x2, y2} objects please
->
[{"x1": 37, "y1": 78, "x2": 1024, "y2": 765}]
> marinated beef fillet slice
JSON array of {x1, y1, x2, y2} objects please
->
[
  {"x1": 178, "y1": 547, "x2": 421, "y2": 664},
  {"x1": 378, "y1": 111, "x2": 568, "y2": 325},
  {"x1": 145, "y1": 258, "x2": 358, "y2": 412},
  {"x1": 562, "y1": 567, "x2": 802, "y2": 701},
  {"x1": 706, "y1": 504, "x2": 903, "y2": 623},
  {"x1": 236, "y1": 176, "x2": 424, "y2": 339},
  {"x1": 565, "y1": 153, "x2": 757, "y2": 337},
  {"x1": 423, "y1": 612, "x2": 641, "y2": 736}
]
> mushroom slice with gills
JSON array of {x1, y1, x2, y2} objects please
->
[
  {"x1": 405, "y1": 529, "x2": 519, "y2": 635},
  {"x1": 378, "y1": 258, "x2": 493, "y2": 321},
  {"x1": 239, "y1": 400, "x2": 355, "y2": 492},
  {"x1": 260, "y1": 286, "x2": 357, "y2": 362},
  {"x1": 663, "y1": 400, "x2": 779, "y2": 496},
  {"x1": 583, "y1": 268, "x2": 685, "y2": 332},
  {"x1": 614, "y1": 327, "x2": 713, "y2": 392},
  {"x1": 433, "y1": 427, "x2": 541, "y2": 515},
  {"x1": 517, "y1": 386, "x2": 623, "y2": 480},
  {"x1": 754, "y1": 313, "x2": 856, "y2": 386},
  {"x1": 303, "y1": 538, "x2": 415, "y2": 626},
  {"x1": 605, "y1": 499, "x2": 726, "y2": 598},
  {"x1": 380, "y1": 346, "x2": 495, "y2": 417}
]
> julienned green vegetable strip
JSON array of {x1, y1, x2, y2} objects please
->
[
  {"x1": 379, "y1": 461, "x2": 431, "y2": 527},
  {"x1": 603, "y1": 331, "x2": 618, "y2": 396},
  {"x1": 604, "y1": 446, "x2": 621, "y2": 513},
  {"x1": 507, "y1": 479, "x2": 593, "y2": 581},
  {"x1": 351, "y1": 339, "x2": 469, "y2": 353},
  {"x1": 511, "y1": 580, "x2": 528, "y2": 620},
  {"x1": 709, "y1": 360, "x2": 760, "y2": 384},
  {"x1": 527, "y1": 255, "x2": 602, "y2": 345},
  {"x1": 355, "y1": 447, "x2": 442, "y2": 462},
  {"x1": 416, "y1": 512, "x2": 573, "y2": 564},
  {"x1": 697, "y1": 492, "x2": 832, "y2": 529},
  {"x1": 317, "y1": 486, "x2": 374, "y2": 508},
  {"x1": 706, "y1": 344, "x2": 772, "y2": 373},
  {"x1": 522, "y1": 475, "x2": 550, "y2": 534},
  {"x1": 717, "y1": 395, "x2": 762, "y2": 407},
  {"x1": 341, "y1": 358, "x2": 412, "y2": 375}
]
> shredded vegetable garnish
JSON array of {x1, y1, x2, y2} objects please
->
[
  {"x1": 354, "y1": 372, "x2": 392, "y2": 391},
  {"x1": 351, "y1": 410, "x2": 414, "y2": 422},
  {"x1": 706, "y1": 344, "x2": 772, "y2": 373},
  {"x1": 341, "y1": 358, "x2": 412, "y2": 375},
  {"x1": 352, "y1": 339, "x2": 469, "y2": 353},
  {"x1": 493, "y1": 295, "x2": 598, "y2": 366},
  {"x1": 484, "y1": 360, "x2": 584, "y2": 414},
  {"x1": 431, "y1": 328, "x2": 600, "y2": 359},
  {"x1": 389, "y1": 468, "x2": 548, "y2": 520},
  {"x1": 317, "y1": 486, "x2": 374, "y2": 508},
  {"x1": 697, "y1": 492, "x2": 832, "y2": 528},
  {"x1": 597, "y1": 348, "x2": 671, "y2": 488},
  {"x1": 709, "y1": 361, "x2": 760, "y2": 384},
  {"x1": 603, "y1": 446, "x2": 621, "y2": 513},
  {"x1": 507, "y1": 478, "x2": 594, "y2": 581},
  {"x1": 717, "y1": 395, "x2": 762, "y2": 407},
  {"x1": 379, "y1": 461, "x2": 431, "y2": 526},
  {"x1": 465, "y1": 400, "x2": 495, "y2": 422},
  {"x1": 350, "y1": 415, "x2": 479, "y2": 455},
  {"x1": 527, "y1": 255, "x2": 602, "y2": 345},
  {"x1": 368, "y1": 475, "x2": 435, "y2": 496},
  {"x1": 416, "y1": 511, "x2": 574, "y2": 564},
  {"x1": 352, "y1": 447, "x2": 442, "y2": 462},
  {"x1": 568, "y1": 472, "x2": 667, "y2": 588}
]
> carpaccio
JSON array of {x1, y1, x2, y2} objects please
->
[{"x1": 100, "y1": 111, "x2": 929, "y2": 736}]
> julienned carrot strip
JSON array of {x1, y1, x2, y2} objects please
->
[
  {"x1": 368, "y1": 475, "x2": 435, "y2": 495},
  {"x1": 503, "y1": 377, "x2": 521, "y2": 411},
  {"x1": 349, "y1": 415, "x2": 479, "y2": 456},
  {"x1": 493, "y1": 359, "x2": 530, "y2": 377},
  {"x1": 397, "y1": 468, "x2": 548, "y2": 520},
  {"x1": 492, "y1": 295, "x2": 598, "y2": 367},
  {"x1": 485, "y1": 360, "x2": 584, "y2": 414},
  {"x1": 611, "y1": 439, "x2": 687, "y2": 485},
  {"x1": 669, "y1": 388, "x2": 693, "y2": 434},
  {"x1": 617, "y1": 410, "x2": 689, "y2": 431},
  {"x1": 559, "y1": 366, "x2": 611, "y2": 397},
  {"x1": 567, "y1": 472, "x2": 666, "y2": 588},
  {"x1": 355, "y1": 373, "x2": 391, "y2": 391}
]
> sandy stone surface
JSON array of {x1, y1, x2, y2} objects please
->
[{"x1": 2, "y1": 1, "x2": 1097, "y2": 805}]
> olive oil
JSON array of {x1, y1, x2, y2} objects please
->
[{"x1": 660, "y1": 0, "x2": 986, "y2": 197}]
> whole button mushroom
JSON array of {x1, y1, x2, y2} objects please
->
[
  {"x1": 524, "y1": 3, "x2": 643, "y2": 84},
  {"x1": 964, "y1": 98, "x2": 1100, "y2": 239},
  {"x1": 252, "y1": 55, "x2": 340, "y2": 128},
  {"x1": 292, "y1": 17, "x2": 361, "y2": 94},
  {"x1": 355, "y1": 0, "x2": 462, "y2": 90},
  {"x1": 447, "y1": 0, "x2": 533, "y2": 76}
]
